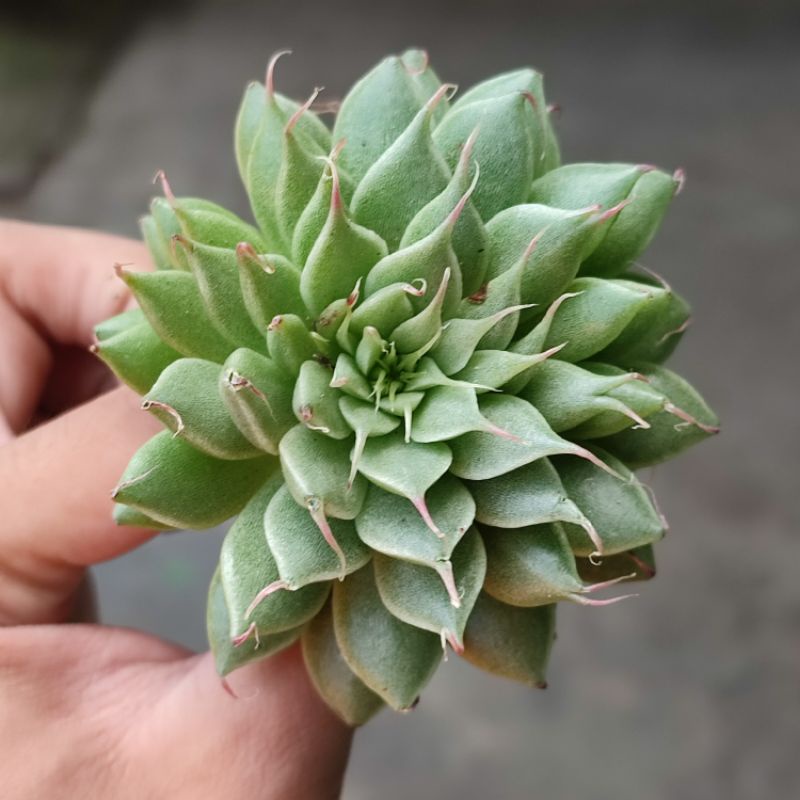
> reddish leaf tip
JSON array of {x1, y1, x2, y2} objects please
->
[
  {"x1": 153, "y1": 169, "x2": 177, "y2": 206},
  {"x1": 426, "y1": 82, "x2": 458, "y2": 113},
  {"x1": 435, "y1": 560, "x2": 462, "y2": 608},
  {"x1": 306, "y1": 498, "x2": 348, "y2": 578},
  {"x1": 404, "y1": 50, "x2": 430, "y2": 76},
  {"x1": 285, "y1": 86, "x2": 324, "y2": 134},
  {"x1": 411, "y1": 495, "x2": 445, "y2": 539},
  {"x1": 597, "y1": 198, "x2": 631, "y2": 223},
  {"x1": 266, "y1": 49, "x2": 293, "y2": 98},
  {"x1": 245, "y1": 580, "x2": 290, "y2": 619}
]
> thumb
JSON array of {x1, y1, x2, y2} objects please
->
[
  {"x1": 140, "y1": 646, "x2": 353, "y2": 798},
  {"x1": 0, "y1": 626, "x2": 352, "y2": 799}
]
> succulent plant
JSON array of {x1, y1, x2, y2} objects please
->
[{"x1": 96, "y1": 49, "x2": 719, "y2": 725}]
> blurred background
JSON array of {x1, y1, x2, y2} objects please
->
[{"x1": 2, "y1": 0, "x2": 798, "y2": 797}]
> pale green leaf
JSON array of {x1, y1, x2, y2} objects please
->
[
  {"x1": 302, "y1": 599, "x2": 384, "y2": 726},
  {"x1": 113, "y1": 431, "x2": 276, "y2": 529},
  {"x1": 332, "y1": 564, "x2": 442, "y2": 709},
  {"x1": 374, "y1": 527, "x2": 486, "y2": 649},
  {"x1": 265, "y1": 484, "x2": 371, "y2": 588},
  {"x1": 461, "y1": 593, "x2": 555, "y2": 688}
]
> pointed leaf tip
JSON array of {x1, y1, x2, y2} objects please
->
[
  {"x1": 285, "y1": 86, "x2": 324, "y2": 133},
  {"x1": 266, "y1": 49, "x2": 293, "y2": 97}
]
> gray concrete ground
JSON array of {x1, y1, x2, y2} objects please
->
[{"x1": 3, "y1": 1, "x2": 799, "y2": 797}]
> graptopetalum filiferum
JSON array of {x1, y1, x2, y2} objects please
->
[{"x1": 95, "y1": 50, "x2": 719, "y2": 725}]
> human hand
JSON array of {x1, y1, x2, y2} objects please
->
[{"x1": 0, "y1": 221, "x2": 352, "y2": 799}]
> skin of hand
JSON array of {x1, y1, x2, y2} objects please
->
[{"x1": 0, "y1": 220, "x2": 353, "y2": 799}]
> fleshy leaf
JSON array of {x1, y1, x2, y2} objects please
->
[
  {"x1": 302, "y1": 599, "x2": 384, "y2": 726},
  {"x1": 349, "y1": 281, "x2": 421, "y2": 338},
  {"x1": 140, "y1": 211, "x2": 174, "y2": 271},
  {"x1": 147, "y1": 194, "x2": 263, "y2": 271},
  {"x1": 291, "y1": 149, "x2": 339, "y2": 266},
  {"x1": 316, "y1": 290, "x2": 356, "y2": 346},
  {"x1": 92, "y1": 321, "x2": 180, "y2": 395},
  {"x1": 293, "y1": 360, "x2": 351, "y2": 438},
  {"x1": 390, "y1": 268, "x2": 450, "y2": 354},
  {"x1": 520, "y1": 358, "x2": 650, "y2": 433},
  {"x1": 332, "y1": 564, "x2": 442, "y2": 710},
  {"x1": 529, "y1": 162, "x2": 644, "y2": 212},
  {"x1": 482, "y1": 522, "x2": 583, "y2": 606},
  {"x1": 596, "y1": 276, "x2": 691, "y2": 364},
  {"x1": 113, "y1": 503, "x2": 176, "y2": 531},
  {"x1": 449, "y1": 395, "x2": 594, "y2": 481},
  {"x1": 554, "y1": 446, "x2": 666, "y2": 557},
  {"x1": 300, "y1": 160, "x2": 388, "y2": 315},
  {"x1": 338, "y1": 396, "x2": 401, "y2": 485},
  {"x1": 354, "y1": 473, "x2": 475, "y2": 566},
  {"x1": 540, "y1": 277, "x2": 654, "y2": 362},
  {"x1": 220, "y1": 478, "x2": 330, "y2": 639},
  {"x1": 461, "y1": 593, "x2": 555, "y2": 689},
  {"x1": 219, "y1": 348, "x2": 296, "y2": 455},
  {"x1": 241, "y1": 56, "x2": 327, "y2": 252},
  {"x1": 430, "y1": 304, "x2": 531, "y2": 375},
  {"x1": 434, "y1": 91, "x2": 536, "y2": 221},
  {"x1": 469, "y1": 459, "x2": 602, "y2": 555},
  {"x1": 581, "y1": 168, "x2": 680, "y2": 276},
  {"x1": 351, "y1": 330, "x2": 382, "y2": 381},
  {"x1": 94, "y1": 308, "x2": 145, "y2": 341},
  {"x1": 330, "y1": 353, "x2": 372, "y2": 400},
  {"x1": 484, "y1": 204, "x2": 614, "y2": 307},
  {"x1": 235, "y1": 80, "x2": 269, "y2": 181},
  {"x1": 401, "y1": 357, "x2": 482, "y2": 394},
  {"x1": 332, "y1": 54, "x2": 428, "y2": 187},
  {"x1": 554, "y1": 362, "x2": 664, "y2": 439},
  {"x1": 400, "y1": 49, "x2": 450, "y2": 121},
  {"x1": 113, "y1": 431, "x2": 276, "y2": 529},
  {"x1": 453, "y1": 348, "x2": 559, "y2": 392},
  {"x1": 235, "y1": 64, "x2": 330, "y2": 187},
  {"x1": 182, "y1": 240, "x2": 264, "y2": 350},
  {"x1": 374, "y1": 527, "x2": 486, "y2": 648},
  {"x1": 401, "y1": 127, "x2": 488, "y2": 296},
  {"x1": 267, "y1": 313, "x2": 319, "y2": 375},
  {"x1": 145, "y1": 197, "x2": 187, "y2": 269},
  {"x1": 508, "y1": 291, "x2": 578, "y2": 361},
  {"x1": 377, "y1": 391, "x2": 425, "y2": 440},
  {"x1": 235, "y1": 246, "x2": 305, "y2": 333},
  {"x1": 275, "y1": 90, "x2": 327, "y2": 242},
  {"x1": 454, "y1": 242, "x2": 529, "y2": 350},
  {"x1": 481, "y1": 522, "x2": 633, "y2": 607},
  {"x1": 143, "y1": 358, "x2": 263, "y2": 460},
  {"x1": 357, "y1": 432, "x2": 452, "y2": 534},
  {"x1": 162, "y1": 188, "x2": 269, "y2": 256},
  {"x1": 279, "y1": 424, "x2": 367, "y2": 520},
  {"x1": 411, "y1": 385, "x2": 506, "y2": 443},
  {"x1": 446, "y1": 67, "x2": 558, "y2": 176},
  {"x1": 362, "y1": 190, "x2": 466, "y2": 317},
  {"x1": 338, "y1": 396, "x2": 400, "y2": 435},
  {"x1": 529, "y1": 162, "x2": 680, "y2": 276},
  {"x1": 207, "y1": 566, "x2": 301, "y2": 677},
  {"x1": 117, "y1": 268, "x2": 233, "y2": 362},
  {"x1": 351, "y1": 85, "x2": 452, "y2": 250},
  {"x1": 600, "y1": 363, "x2": 719, "y2": 467},
  {"x1": 264, "y1": 484, "x2": 370, "y2": 589}
]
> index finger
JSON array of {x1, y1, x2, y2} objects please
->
[
  {"x1": 0, "y1": 220, "x2": 149, "y2": 434},
  {"x1": 0, "y1": 220, "x2": 148, "y2": 345}
]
